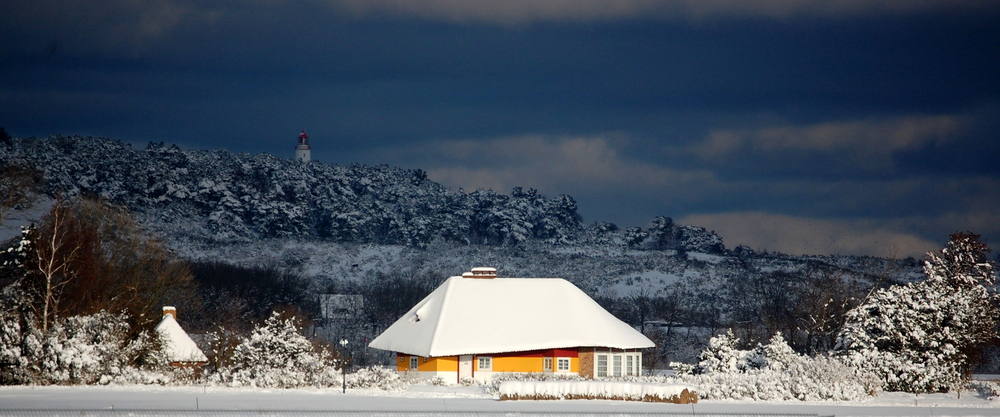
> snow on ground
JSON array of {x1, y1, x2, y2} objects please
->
[{"x1": 1, "y1": 384, "x2": 998, "y2": 416}]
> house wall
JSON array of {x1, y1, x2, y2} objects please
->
[
  {"x1": 491, "y1": 355, "x2": 543, "y2": 372},
  {"x1": 396, "y1": 348, "x2": 585, "y2": 383},
  {"x1": 578, "y1": 350, "x2": 594, "y2": 378},
  {"x1": 396, "y1": 354, "x2": 461, "y2": 381},
  {"x1": 396, "y1": 354, "x2": 458, "y2": 372}
]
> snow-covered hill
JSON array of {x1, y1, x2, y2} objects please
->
[
  {"x1": 1, "y1": 135, "x2": 926, "y2": 361},
  {"x1": 0, "y1": 134, "x2": 923, "y2": 291}
]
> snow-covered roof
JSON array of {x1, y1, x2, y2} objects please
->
[
  {"x1": 368, "y1": 276, "x2": 654, "y2": 357},
  {"x1": 154, "y1": 314, "x2": 208, "y2": 363}
]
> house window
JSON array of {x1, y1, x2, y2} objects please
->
[
  {"x1": 596, "y1": 355, "x2": 608, "y2": 377},
  {"x1": 626, "y1": 355, "x2": 634, "y2": 376},
  {"x1": 543, "y1": 358, "x2": 553, "y2": 371},
  {"x1": 410, "y1": 356, "x2": 419, "y2": 370},
  {"x1": 557, "y1": 358, "x2": 570, "y2": 372},
  {"x1": 478, "y1": 356, "x2": 492, "y2": 371},
  {"x1": 613, "y1": 355, "x2": 622, "y2": 377}
]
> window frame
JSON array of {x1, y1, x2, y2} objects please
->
[
  {"x1": 477, "y1": 356, "x2": 492, "y2": 371},
  {"x1": 613, "y1": 355, "x2": 622, "y2": 377},
  {"x1": 543, "y1": 357, "x2": 553, "y2": 371},
  {"x1": 556, "y1": 357, "x2": 571, "y2": 372},
  {"x1": 596, "y1": 354, "x2": 608, "y2": 377},
  {"x1": 410, "y1": 356, "x2": 419, "y2": 371}
]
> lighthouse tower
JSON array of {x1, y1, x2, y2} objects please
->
[{"x1": 295, "y1": 130, "x2": 311, "y2": 162}]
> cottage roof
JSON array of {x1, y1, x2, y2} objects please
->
[
  {"x1": 368, "y1": 276, "x2": 654, "y2": 357},
  {"x1": 154, "y1": 314, "x2": 208, "y2": 363}
]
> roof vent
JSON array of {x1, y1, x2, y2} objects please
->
[{"x1": 466, "y1": 267, "x2": 497, "y2": 279}]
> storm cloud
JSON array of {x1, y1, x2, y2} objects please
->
[{"x1": 2, "y1": 0, "x2": 999, "y2": 256}]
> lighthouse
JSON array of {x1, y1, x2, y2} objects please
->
[{"x1": 295, "y1": 130, "x2": 311, "y2": 162}]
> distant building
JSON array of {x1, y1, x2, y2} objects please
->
[
  {"x1": 295, "y1": 130, "x2": 311, "y2": 162},
  {"x1": 154, "y1": 306, "x2": 208, "y2": 367},
  {"x1": 368, "y1": 267, "x2": 654, "y2": 383}
]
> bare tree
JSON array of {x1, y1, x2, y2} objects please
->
[
  {"x1": 628, "y1": 286, "x2": 655, "y2": 334},
  {"x1": 62, "y1": 199, "x2": 198, "y2": 331},
  {"x1": 30, "y1": 199, "x2": 87, "y2": 333},
  {"x1": 20, "y1": 198, "x2": 197, "y2": 334},
  {"x1": 791, "y1": 265, "x2": 865, "y2": 354},
  {"x1": 728, "y1": 270, "x2": 797, "y2": 346}
]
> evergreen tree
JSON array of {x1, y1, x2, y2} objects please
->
[{"x1": 833, "y1": 232, "x2": 999, "y2": 393}]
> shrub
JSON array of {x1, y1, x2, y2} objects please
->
[
  {"x1": 484, "y1": 372, "x2": 586, "y2": 395},
  {"x1": 214, "y1": 312, "x2": 337, "y2": 388},
  {"x1": 346, "y1": 366, "x2": 405, "y2": 391},
  {"x1": 0, "y1": 310, "x2": 175, "y2": 385},
  {"x1": 670, "y1": 331, "x2": 879, "y2": 401}
]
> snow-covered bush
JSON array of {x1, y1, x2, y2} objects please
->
[
  {"x1": 833, "y1": 282, "x2": 966, "y2": 393},
  {"x1": 672, "y1": 330, "x2": 741, "y2": 374},
  {"x1": 667, "y1": 360, "x2": 874, "y2": 401},
  {"x1": 39, "y1": 312, "x2": 174, "y2": 385},
  {"x1": 214, "y1": 312, "x2": 338, "y2": 388},
  {"x1": 0, "y1": 306, "x2": 40, "y2": 384},
  {"x1": 671, "y1": 332, "x2": 878, "y2": 401},
  {"x1": 346, "y1": 366, "x2": 405, "y2": 391},
  {"x1": 833, "y1": 233, "x2": 999, "y2": 393},
  {"x1": 499, "y1": 380, "x2": 697, "y2": 403},
  {"x1": 483, "y1": 372, "x2": 586, "y2": 395},
  {"x1": 0, "y1": 310, "x2": 174, "y2": 385}
]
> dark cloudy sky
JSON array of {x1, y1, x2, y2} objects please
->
[{"x1": 3, "y1": 1, "x2": 999, "y2": 257}]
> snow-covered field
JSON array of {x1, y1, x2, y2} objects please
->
[{"x1": 1, "y1": 384, "x2": 998, "y2": 416}]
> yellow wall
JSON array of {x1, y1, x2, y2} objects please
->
[
  {"x1": 491, "y1": 356, "x2": 543, "y2": 372},
  {"x1": 398, "y1": 355, "x2": 458, "y2": 372},
  {"x1": 422, "y1": 356, "x2": 457, "y2": 372}
]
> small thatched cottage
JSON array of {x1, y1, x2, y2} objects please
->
[{"x1": 154, "y1": 306, "x2": 208, "y2": 367}]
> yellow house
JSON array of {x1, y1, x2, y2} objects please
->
[{"x1": 368, "y1": 268, "x2": 654, "y2": 383}]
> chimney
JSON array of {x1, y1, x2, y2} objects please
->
[
  {"x1": 163, "y1": 306, "x2": 177, "y2": 320},
  {"x1": 466, "y1": 267, "x2": 497, "y2": 279}
]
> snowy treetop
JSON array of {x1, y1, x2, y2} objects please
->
[{"x1": 0, "y1": 136, "x2": 585, "y2": 247}]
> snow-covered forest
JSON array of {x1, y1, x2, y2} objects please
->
[{"x1": 1, "y1": 135, "x2": 998, "y2": 403}]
